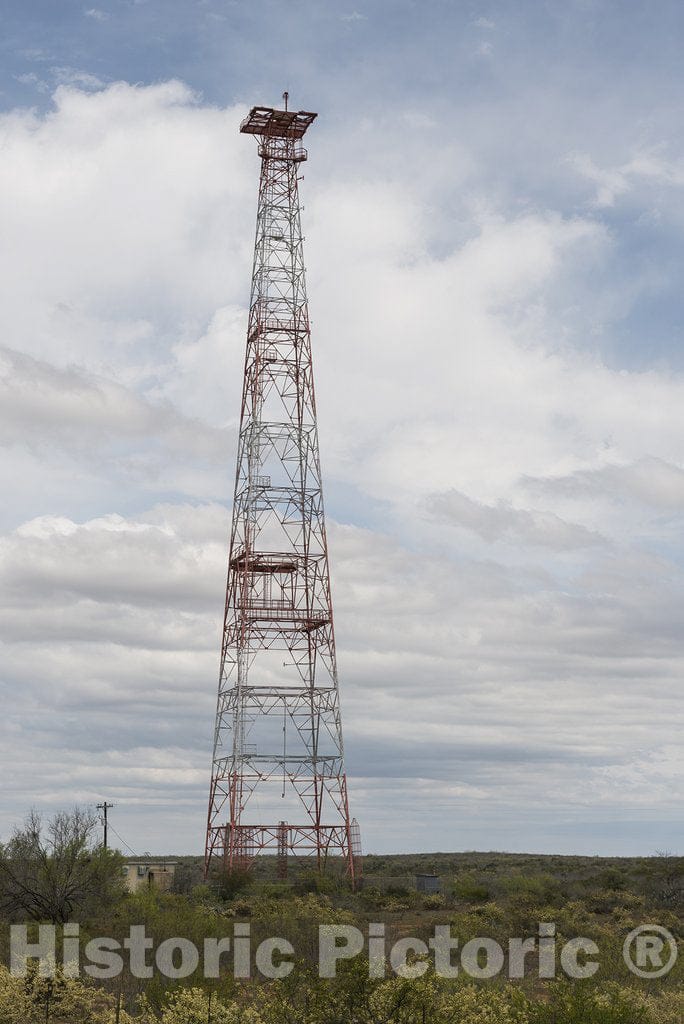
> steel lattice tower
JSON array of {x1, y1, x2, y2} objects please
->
[{"x1": 205, "y1": 100, "x2": 360, "y2": 884}]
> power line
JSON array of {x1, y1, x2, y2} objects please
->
[{"x1": 108, "y1": 823, "x2": 137, "y2": 858}]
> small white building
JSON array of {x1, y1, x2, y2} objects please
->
[{"x1": 124, "y1": 859, "x2": 177, "y2": 893}]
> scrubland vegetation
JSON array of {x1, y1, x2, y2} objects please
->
[{"x1": 0, "y1": 813, "x2": 681, "y2": 1022}]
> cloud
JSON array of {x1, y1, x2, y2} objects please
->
[
  {"x1": 525, "y1": 457, "x2": 684, "y2": 511},
  {"x1": 14, "y1": 72, "x2": 50, "y2": 94},
  {"x1": 51, "y1": 67, "x2": 105, "y2": 89},
  {"x1": 0, "y1": 79, "x2": 682, "y2": 855},
  {"x1": 1, "y1": 507, "x2": 226, "y2": 611},
  {"x1": 0, "y1": 345, "x2": 227, "y2": 459},
  {"x1": 1, "y1": 505, "x2": 681, "y2": 853},
  {"x1": 428, "y1": 488, "x2": 604, "y2": 549},
  {"x1": 0, "y1": 81, "x2": 254, "y2": 376},
  {"x1": 570, "y1": 149, "x2": 684, "y2": 208}
]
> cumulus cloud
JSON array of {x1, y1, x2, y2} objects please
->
[
  {"x1": 51, "y1": 67, "x2": 105, "y2": 89},
  {"x1": 526, "y1": 457, "x2": 684, "y2": 510},
  {"x1": 570, "y1": 149, "x2": 684, "y2": 208},
  {"x1": 1, "y1": 508, "x2": 225, "y2": 609},
  {"x1": 0, "y1": 345, "x2": 227, "y2": 458},
  {"x1": 0, "y1": 79, "x2": 681, "y2": 855},
  {"x1": 428, "y1": 488, "x2": 604, "y2": 548},
  {"x1": 0, "y1": 81, "x2": 253, "y2": 372},
  {"x1": 2, "y1": 505, "x2": 681, "y2": 853}
]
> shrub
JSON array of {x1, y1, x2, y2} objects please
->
[
  {"x1": 217, "y1": 869, "x2": 253, "y2": 901},
  {"x1": 293, "y1": 870, "x2": 338, "y2": 896},
  {"x1": 423, "y1": 893, "x2": 445, "y2": 909},
  {"x1": 149, "y1": 987, "x2": 264, "y2": 1024},
  {"x1": 499, "y1": 873, "x2": 561, "y2": 905},
  {"x1": 528, "y1": 982, "x2": 654, "y2": 1024},
  {"x1": 0, "y1": 964, "x2": 125, "y2": 1024},
  {"x1": 586, "y1": 889, "x2": 641, "y2": 915},
  {"x1": 231, "y1": 897, "x2": 253, "y2": 917},
  {"x1": 454, "y1": 873, "x2": 491, "y2": 903}
]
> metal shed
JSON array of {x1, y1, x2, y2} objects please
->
[{"x1": 415, "y1": 873, "x2": 441, "y2": 893}]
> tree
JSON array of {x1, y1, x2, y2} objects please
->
[{"x1": 0, "y1": 808, "x2": 125, "y2": 924}]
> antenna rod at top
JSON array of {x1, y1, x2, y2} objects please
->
[{"x1": 282, "y1": 90, "x2": 289, "y2": 111}]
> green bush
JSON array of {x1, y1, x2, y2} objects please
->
[
  {"x1": 422, "y1": 893, "x2": 445, "y2": 909},
  {"x1": 454, "y1": 872, "x2": 491, "y2": 903},
  {"x1": 499, "y1": 873, "x2": 561, "y2": 905},
  {"x1": 217, "y1": 868, "x2": 253, "y2": 901},
  {"x1": 585, "y1": 889, "x2": 642, "y2": 914},
  {"x1": 527, "y1": 982, "x2": 654, "y2": 1024}
]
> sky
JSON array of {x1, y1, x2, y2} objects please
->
[{"x1": 0, "y1": 0, "x2": 683, "y2": 858}]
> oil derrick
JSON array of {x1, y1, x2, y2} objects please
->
[{"x1": 204, "y1": 98, "x2": 359, "y2": 885}]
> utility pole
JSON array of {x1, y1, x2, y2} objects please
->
[
  {"x1": 204, "y1": 99, "x2": 361, "y2": 885},
  {"x1": 44, "y1": 979, "x2": 52, "y2": 1024},
  {"x1": 97, "y1": 802, "x2": 114, "y2": 849}
]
